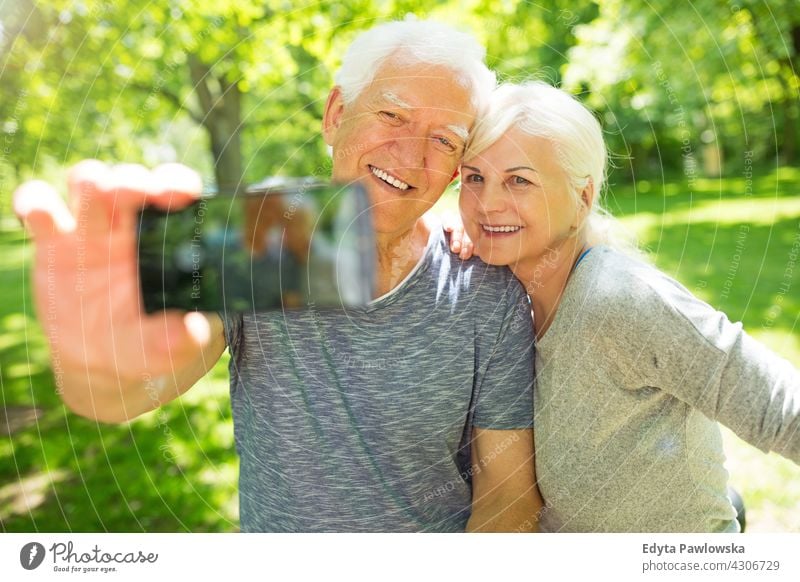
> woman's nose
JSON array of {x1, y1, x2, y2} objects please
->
[{"x1": 479, "y1": 182, "x2": 508, "y2": 214}]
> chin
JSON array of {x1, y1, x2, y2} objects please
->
[
  {"x1": 475, "y1": 247, "x2": 515, "y2": 267},
  {"x1": 370, "y1": 210, "x2": 418, "y2": 235}
]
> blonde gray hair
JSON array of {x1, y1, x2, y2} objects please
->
[
  {"x1": 334, "y1": 18, "x2": 496, "y2": 112},
  {"x1": 467, "y1": 81, "x2": 637, "y2": 251}
]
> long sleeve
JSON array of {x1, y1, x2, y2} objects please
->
[{"x1": 610, "y1": 266, "x2": 800, "y2": 464}]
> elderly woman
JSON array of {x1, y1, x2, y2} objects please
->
[{"x1": 451, "y1": 81, "x2": 800, "y2": 532}]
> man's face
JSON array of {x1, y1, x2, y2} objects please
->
[{"x1": 323, "y1": 60, "x2": 476, "y2": 236}]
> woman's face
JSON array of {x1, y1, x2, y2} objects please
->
[{"x1": 459, "y1": 127, "x2": 582, "y2": 270}]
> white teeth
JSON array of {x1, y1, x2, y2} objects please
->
[
  {"x1": 371, "y1": 166, "x2": 409, "y2": 191},
  {"x1": 482, "y1": 225, "x2": 522, "y2": 233}
]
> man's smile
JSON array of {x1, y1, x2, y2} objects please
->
[{"x1": 368, "y1": 164, "x2": 412, "y2": 191}]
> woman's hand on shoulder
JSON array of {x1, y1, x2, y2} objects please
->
[{"x1": 441, "y1": 211, "x2": 475, "y2": 260}]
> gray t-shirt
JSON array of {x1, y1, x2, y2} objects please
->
[
  {"x1": 535, "y1": 246, "x2": 800, "y2": 533},
  {"x1": 222, "y1": 226, "x2": 535, "y2": 532}
]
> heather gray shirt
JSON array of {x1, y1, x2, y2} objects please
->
[
  {"x1": 222, "y1": 226, "x2": 535, "y2": 532},
  {"x1": 535, "y1": 246, "x2": 800, "y2": 533}
]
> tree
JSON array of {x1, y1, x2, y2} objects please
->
[{"x1": 562, "y1": 0, "x2": 800, "y2": 178}]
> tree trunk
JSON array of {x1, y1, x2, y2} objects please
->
[
  {"x1": 783, "y1": 24, "x2": 800, "y2": 165},
  {"x1": 188, "y1": 55, "x2": 244, "y2": 193},
  {"x1": 206, "y1": 87, "x2": 243, "y2": 194},
  {"x1": 782, "y1": 98, "x2": 797, "y2": 165}
]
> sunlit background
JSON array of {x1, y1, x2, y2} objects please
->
[{"x1": 1, "y1": 0, "x2": 799, "y2": 531}]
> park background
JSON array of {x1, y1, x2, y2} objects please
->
[{"x1": 1, "y1": 0, "x2": 799, "y2": 531}]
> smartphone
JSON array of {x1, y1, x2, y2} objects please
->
[{"x1": 137, "y1": 179, "x2": 375, "y2": 313}]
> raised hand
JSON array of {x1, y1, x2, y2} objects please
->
[{"x1": 13, "y1": 161, "x2": 225, "y2": 422}]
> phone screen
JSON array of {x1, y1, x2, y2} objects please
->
[{"x1": 137, "y1": 181, "x2": 375, "y2": 313}]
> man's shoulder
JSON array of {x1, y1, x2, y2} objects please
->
[{"x1": 431, "y1": 228, "x2": 527, "y2": 304}]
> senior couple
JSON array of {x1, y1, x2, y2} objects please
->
[{"x1": 15, "y1": 19, "x2": 800, "y2": 533}]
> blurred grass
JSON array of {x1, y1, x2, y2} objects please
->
[
  {"x1": 2, "y1": 166, "x2": 800, "y2": 532},
  {"x1": 0, "y1": 215, "x2": 239, "y2": 531}
]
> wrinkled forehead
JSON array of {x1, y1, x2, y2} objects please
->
[{"x1": 364, "y1": 63, "x2": 476, "y2": 129}]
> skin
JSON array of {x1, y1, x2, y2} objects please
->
[
  {"x1": 459, "y1": 127, "x2": 594, "y2": 339},
  {"x1": 11, "y1": 163, "x2": 225, "y2": 423},
  {"x1": 13, "y1": 55, "x2": 541, "y2": 532},
  {"x1": 322, "y1": 61, "x2": 474, "y2": 296},
  {"x1": 452, "y1": 127, "x2": 594, "y2": 532}
]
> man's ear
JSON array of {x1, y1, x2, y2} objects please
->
[{"x1": 322, "y1": 86, "x2": 346, "y2": 146}]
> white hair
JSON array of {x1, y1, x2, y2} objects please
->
[
  {"x1": 467, "y1": 81, "x2": 637, "y2": 252},
  {"x1": 334, "y1": 18, "x2": 496, "y2": 112}
]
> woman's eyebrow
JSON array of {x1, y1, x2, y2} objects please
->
[
  {"x1": 462, "y1": 165, "x2": 482, "y2": 173},
  {"x1": 506, "y1": 166, "x2": 538, "y2": 173}
]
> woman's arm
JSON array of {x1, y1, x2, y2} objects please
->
[
  {"x1": 467, "y1": 428, "x2": 543, "y2": 532},
  {"x1": 611, "y1": 265, "x2": 800, "y2": 464}
]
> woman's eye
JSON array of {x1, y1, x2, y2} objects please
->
[
  {"x1": 463, "y1": 173, "x2": 483, "y2": 183},
  {"x1": 512, "y1": 175, "x2": 531, "y2": 186}
]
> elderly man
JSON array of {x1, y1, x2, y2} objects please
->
[{"x1": 13, "y1": 19, "x2": 541, "y2": 532}]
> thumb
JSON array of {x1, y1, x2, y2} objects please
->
[
  {"x1": 183, "y1": 310, "x2": 212, "y2": 348},
  {"x1": 148, "y1": 310, "x2": 214, "y2": 359}
]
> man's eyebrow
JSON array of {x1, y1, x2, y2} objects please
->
[
  {"x1": 380, "y1": 91, "x2": 412, "y2": 109},
  {"x1": 446, "y1": 125, "x2": 469, "y2": 142},
  {"x1": 378, "y1": 92, "x2": 467, "y2": 143}
]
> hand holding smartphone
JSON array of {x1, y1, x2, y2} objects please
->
[{"x1": 137, "y1": 179, "x2": 375, "y2": 313}]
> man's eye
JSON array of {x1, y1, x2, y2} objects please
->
[
  {"x1": 433, "y1": 136, "x2": 458, "y2": 153},
  {"x1": 378, "y1": 111, "x2": 402, "y2": 123}
]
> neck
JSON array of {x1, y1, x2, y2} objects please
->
[
  {"x1": 510, "y1": 234, "x2": 588, "y2": 340},
  {"x1": 373, "y1": 219, "x2": 430, "y2": 297}
]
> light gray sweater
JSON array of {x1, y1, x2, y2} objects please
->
[{"x1": 534, "y1": 246, "x2": 800, "y2": 533}]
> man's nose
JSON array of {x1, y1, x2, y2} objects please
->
[{"x1": 388, "y1": 135, "x2": 427, "y2": 170}]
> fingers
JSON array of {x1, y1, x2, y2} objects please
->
[
  {"x1": 450, "y1": 232, "x2": 462, "y2": 254},
  {"x1": 67, "y1": 159, "x2": 114, "y2": 232},
  {"x1": 439, "y1": 211, "x2": 475, "y2": 260},
  {"x1": 150, "y1": 163, "x2": 203, "y2": 210},
  {"x1": 459, "y1": 239, "x2": 475, "y2": 261},
  {"x1": 13, "y1": 180, "x2": 77, "y2": 239},
  {"x1": 447, "y1": 223, "x2": 466, "y2": 256},
  {"x1": 66, "y1": 160, "x2": 203, "y2": 233}
]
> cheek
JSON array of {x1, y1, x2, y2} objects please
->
[
  {"x1": 458, "y1": 194, "x2": 483, "y2": 241},
  {"x1": 458, "y1": 192, "x2": 475, "y2": 220},
  {"x1": 427, "y1": 152, "x2": 458, "y2": 180},
  {"x1": 334, "y1": 120, "x2": 378, "y2": 157}
]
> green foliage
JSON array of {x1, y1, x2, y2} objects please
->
[
  {"x1": 2, "y1": 0, "x2": 797, "y2": 197},
  {"x1": 563, "y1": 0, "x2": 800, "y2": 177}
]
